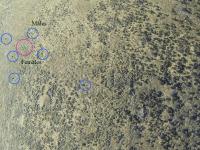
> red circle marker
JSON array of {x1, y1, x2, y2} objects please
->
[{"x1": 16, "y1": 38, "x2": 34, "y2": 57}]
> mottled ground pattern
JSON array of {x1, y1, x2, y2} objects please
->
[{"x1": 0, "y1": 0, "x2": 199, "y2": 150}]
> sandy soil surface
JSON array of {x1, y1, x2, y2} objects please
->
[{"x1": 0, "y1": 0, "x2": 199, "y2": 150}]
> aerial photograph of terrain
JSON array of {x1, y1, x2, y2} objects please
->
[{"x1": 0, "y1": 0, "x2": 199, "y2": 149}]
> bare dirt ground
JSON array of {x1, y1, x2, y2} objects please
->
[{"x1": 0, "y1": 0, "x2": 199, "y2": 150}]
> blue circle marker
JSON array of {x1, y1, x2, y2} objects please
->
[
  {"x1": 36, "y1": 48, "x2": 49, "y2": 60},
  {"x1": 27, "y1": 27, "x2": 39, "y2": 39},
  {"x1": 8, "y1": 73, "x2": 20, "y2": 84},
  {"x1": 79, "y1": 79, "x2": 92, "y2": 92},
  {"x1": 1, "y1": 32, "x2": 13, "y2": 45},
  {"x1": 7, "y1": 50, "x2": 19, "y2": 62}
]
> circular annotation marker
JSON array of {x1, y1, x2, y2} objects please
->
[
  {"x1": 7, "y1": 50, "x2": 19, "y2": 62},
  {"x1": 27, "y1": 27, "x2": 39, "y2": 39},
  {"x1": 8, "y1": 73, "x2": 20, "y2": 85},
  {"x1": 1, "y1": 32, "x2": 13, "y2": 45},
  {"x1": 16, "y1": 38, "x2": 34, "y2": 57},
  {"x1": 79, "y1": 79, "x2": 92, "y2": 93},
  {"x1": 36, "y1": 48, "x2": 49, "y2": 60}
]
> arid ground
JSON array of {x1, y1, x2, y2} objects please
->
[{"x1": 0, "y1": 0, "x2": 199, "y2": 150}]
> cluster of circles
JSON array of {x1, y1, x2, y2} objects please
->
[
  {"x1": 1, "y1": 30, "x2": 93, "y2": 93},
  {"x1": 0, "y1": 28, "x2": 49, "y2": 85}
]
